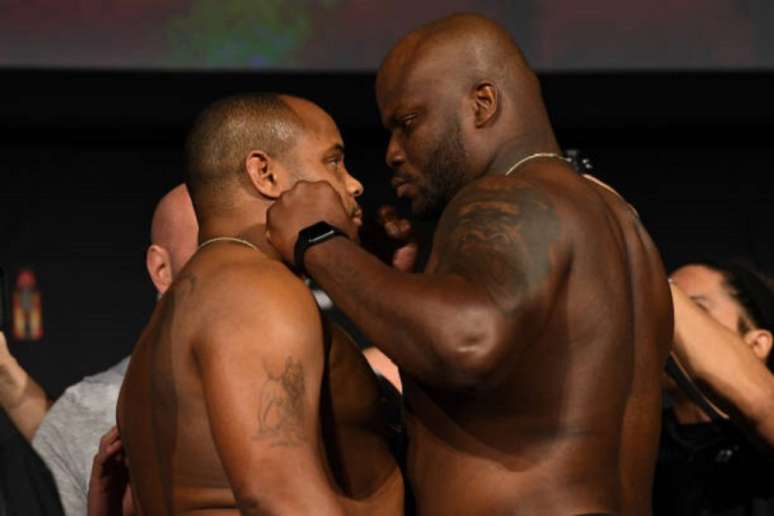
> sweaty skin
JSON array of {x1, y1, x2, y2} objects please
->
[
  {"x1": 118, "y1": 94, "x2": 403, "y2": 516},
  {"x1": 266, "y1": 15, "x2": 672, "y2": 516}
]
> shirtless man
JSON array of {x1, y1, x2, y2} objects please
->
[
  {"x1": 118, "y1": 93, "x2": 403, "y2": 515},
  {"x1": 266, "y1": 14, "x2": 673, "y2": 515}
]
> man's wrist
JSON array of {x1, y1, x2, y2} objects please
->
[
  {"x1": 294, "y1": 221, "x2": 348, "y2": 276},
  {"x1": 304, "y1": 238, "x2": 349, "y2": 270}
]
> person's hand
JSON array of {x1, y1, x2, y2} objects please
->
[
  {"x1": 377, "y1": 205, "x2": 418, "y2": 273},
  {"x1": 0, "y1": 331, "x2": 26, "y2": 408},
  {"x1": 0, "y1": 331, "x2": 13, "y2": 370},
  {"x1": 87, "y1": 426, "x2": 134, "y2": 516},
  {"x1": 266, "y1": 181, "x2": 359, "y2": 267}
]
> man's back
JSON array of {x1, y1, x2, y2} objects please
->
[
  {"x1": 119, "y1": 247, "x2": 273, "y2": 514},
  {"x1": 119, "y1": 244, "x2": 403, "y2": 515},
  {"x1": 404, "y1": 164, "x2": 672, "y2": 515}
]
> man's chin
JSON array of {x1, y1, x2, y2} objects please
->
[{"x1": 411, "y1": 196, "x2": 443, "y2": 221}]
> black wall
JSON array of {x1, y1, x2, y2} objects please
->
[{"x1": 1, "y1": 69, "x2": 774, "y2": 402}]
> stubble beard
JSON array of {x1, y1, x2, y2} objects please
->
[{"x1": 412, "y1": 118, "x2": 470, "y2": 220}]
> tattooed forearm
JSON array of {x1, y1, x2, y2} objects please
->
[
  {"x1": 255, "y1": 357, "x2": 307, "y2": 447},
  {"x1": 435, "y1": 177, "x2": 561, "y2": 312}
]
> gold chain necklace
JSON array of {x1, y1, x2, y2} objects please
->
[
  {"x1": 503, "y1": 152, "x2": 569, "y2": 177},
  {"x1": 197, "y1": 236, "x2": 259, "y2": 253}
]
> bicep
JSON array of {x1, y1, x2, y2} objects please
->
[{"x1": 194, "y1": 288, "x2": 335, "y2": 510}]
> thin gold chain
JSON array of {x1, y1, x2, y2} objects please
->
[
  {"x1": 197, "y1": 236, "x2": 259, "y2": 253},
  {"x1": 504, "y1": 152, "x2": 569, "y2": 177}
]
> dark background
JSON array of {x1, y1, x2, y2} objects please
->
[{"x1": 1, "y1": 69, "x2": 774, "y2": 408}]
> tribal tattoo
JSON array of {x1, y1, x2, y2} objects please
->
[
  {"x1": 435, "y1": 177, "x2": 562, "y2": 312},
  {"x1": 255, "y1": 357, "x2": 307, "y2": 447}
]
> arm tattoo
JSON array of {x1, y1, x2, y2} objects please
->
[
  {"x1": 255, "y1": 357, "x2": 307, "y2": 447},
  {"x1": 435, "y1": 178, "x2": 562, "y2": 312}
]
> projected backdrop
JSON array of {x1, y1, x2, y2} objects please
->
[{"x1": 1, "y1": 0, "x2": 772, "y2": 70}]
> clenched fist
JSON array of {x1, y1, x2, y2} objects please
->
[{"x1": 266, "y1": 181, "x2": 360, "y2": 267}]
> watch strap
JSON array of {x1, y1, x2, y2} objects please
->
[{"x1": 294, "y1": 221, "x2": 347, "y2": 276}]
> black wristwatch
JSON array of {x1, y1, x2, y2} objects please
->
[{"x1": 294, "y1": 221, "x2": 348, "y2": 276}]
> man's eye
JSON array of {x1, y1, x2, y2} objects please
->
[{"x1": 399, "y1": 115, "x2": 417, "y2": 132}]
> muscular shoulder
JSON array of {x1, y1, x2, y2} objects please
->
[
  {"x1": 431, "y1": 172, "x2": 573, "y2": 311},
  {"x1": 436, "y1": 173, "x2": 570, "y2": 270},
  {"x1": 186, "y1": 257, "x2": 321, "y2": 348},
  {"x1": 438, "y1": 172, "x2": 571, "y2": 242}
]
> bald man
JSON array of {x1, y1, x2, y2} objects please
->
[
  {"x1": 33, "y1": 184, "x2": 197, "y2": 516},
  {"x1": 118, "y1": 94, "x2": 403, "y2": 515},
  {"x1": 266, "y1": 14, "x2": 673, "y2": 515},
  {"x1": 146, "y1": 185, "x2": 199, "y2": 296}
]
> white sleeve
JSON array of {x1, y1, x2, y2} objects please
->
[{"x1": 32, "y1": 397, "x2": 88, "y2": 516}]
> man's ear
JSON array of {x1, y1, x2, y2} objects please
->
[
  {"x1": 146, "y1": 244, "x2": 173, "y2": 295},
  {"x1": 471, "y1": 82, "x2": 499, "y2": 128},
  {"x1": 743, "y1": 328, "x2": 773, "y2": 362},
  {"x1": 245, "y1": 150, "x2": 282, "y2": 199}
]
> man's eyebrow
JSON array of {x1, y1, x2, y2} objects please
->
[{"x1": 325, "y1": 143, "x2": 345, "y2": 155}]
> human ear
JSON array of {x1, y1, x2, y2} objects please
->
[
  {"x1": 472, "y1": 82, "x2": 499, "y2": 128},
  {"x1": 146, "y1": 245, "x2": 172, "y2": 295},
  {"x1": 245, "y1": 150, "x2": 282, "y2": 199},
  {"x1": 743, "y1": 328, "x2": 773, "y2": 362}
]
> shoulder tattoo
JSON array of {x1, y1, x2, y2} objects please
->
[
  {"x1": 436, "y1": 179, "x2": 562, "y2": 311},
  {"x1": 255, "y1": 357, "x2": 307, "y2": 447}
]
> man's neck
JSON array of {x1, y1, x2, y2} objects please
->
[
  {"x1": 199, "y1": 220, "x2": 281, "y2": 261},
  {"x1": 486, "y1": 132, "x2": 562, "y2": 178}
]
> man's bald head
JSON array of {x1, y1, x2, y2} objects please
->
[
  {"x1": 377, "y1": 13, "x2": 548, "y2": 131},
  {"x1": 147, "y1": 184, "x2": 198, "y2": 294},
  {"x1": 376, "y1": 14, "x2": 558, "y2": 217},
  {"x1": 378, "y1": 14, "x2": 536, "y2": 105},
  {"x1": 184, "y1": 93, "x2": 304, "y2": 219}
]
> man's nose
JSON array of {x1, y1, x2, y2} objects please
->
[
  {"x1": 385, "y1": 134, "x2": 405, "y2": 169},
  {"x1": 346, "y1": 173, "x2": 364, "y2": 198}
]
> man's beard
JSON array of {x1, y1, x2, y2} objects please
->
[{"x1": 413, "y1": 118, "x2": 469, "y2": 220}]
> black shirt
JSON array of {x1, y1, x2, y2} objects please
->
[{"x1": 654, "y1": 408, "x2": 774, "y2": 516}]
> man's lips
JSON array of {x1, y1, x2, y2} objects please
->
[
  {"x1": 391, "y1": 177, "x2": 414, "y2": 198},
  {"x1": 391, "y1": 176, "x2": 409, "y2": 189},
  {"x1": 396, "y1": 182, "x2": 414, "y2": 198},
  {"x1": 351, "y1": 209, "x2": 363, "y2": 227}
]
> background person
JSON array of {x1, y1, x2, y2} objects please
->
[
  {"x1": 655, "y1": 260, "x2": 774, "y2": 514},
  {"x1": 32, "y1": 185, "x2": 198, "y2": 516}
]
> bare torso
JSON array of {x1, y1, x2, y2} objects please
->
[
  {"x1": 118, "y1": 247, "x2": 403, "y2": 515},
  {"x1": 404, "y1": 166, "x2": 672, "y2": 515}
]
